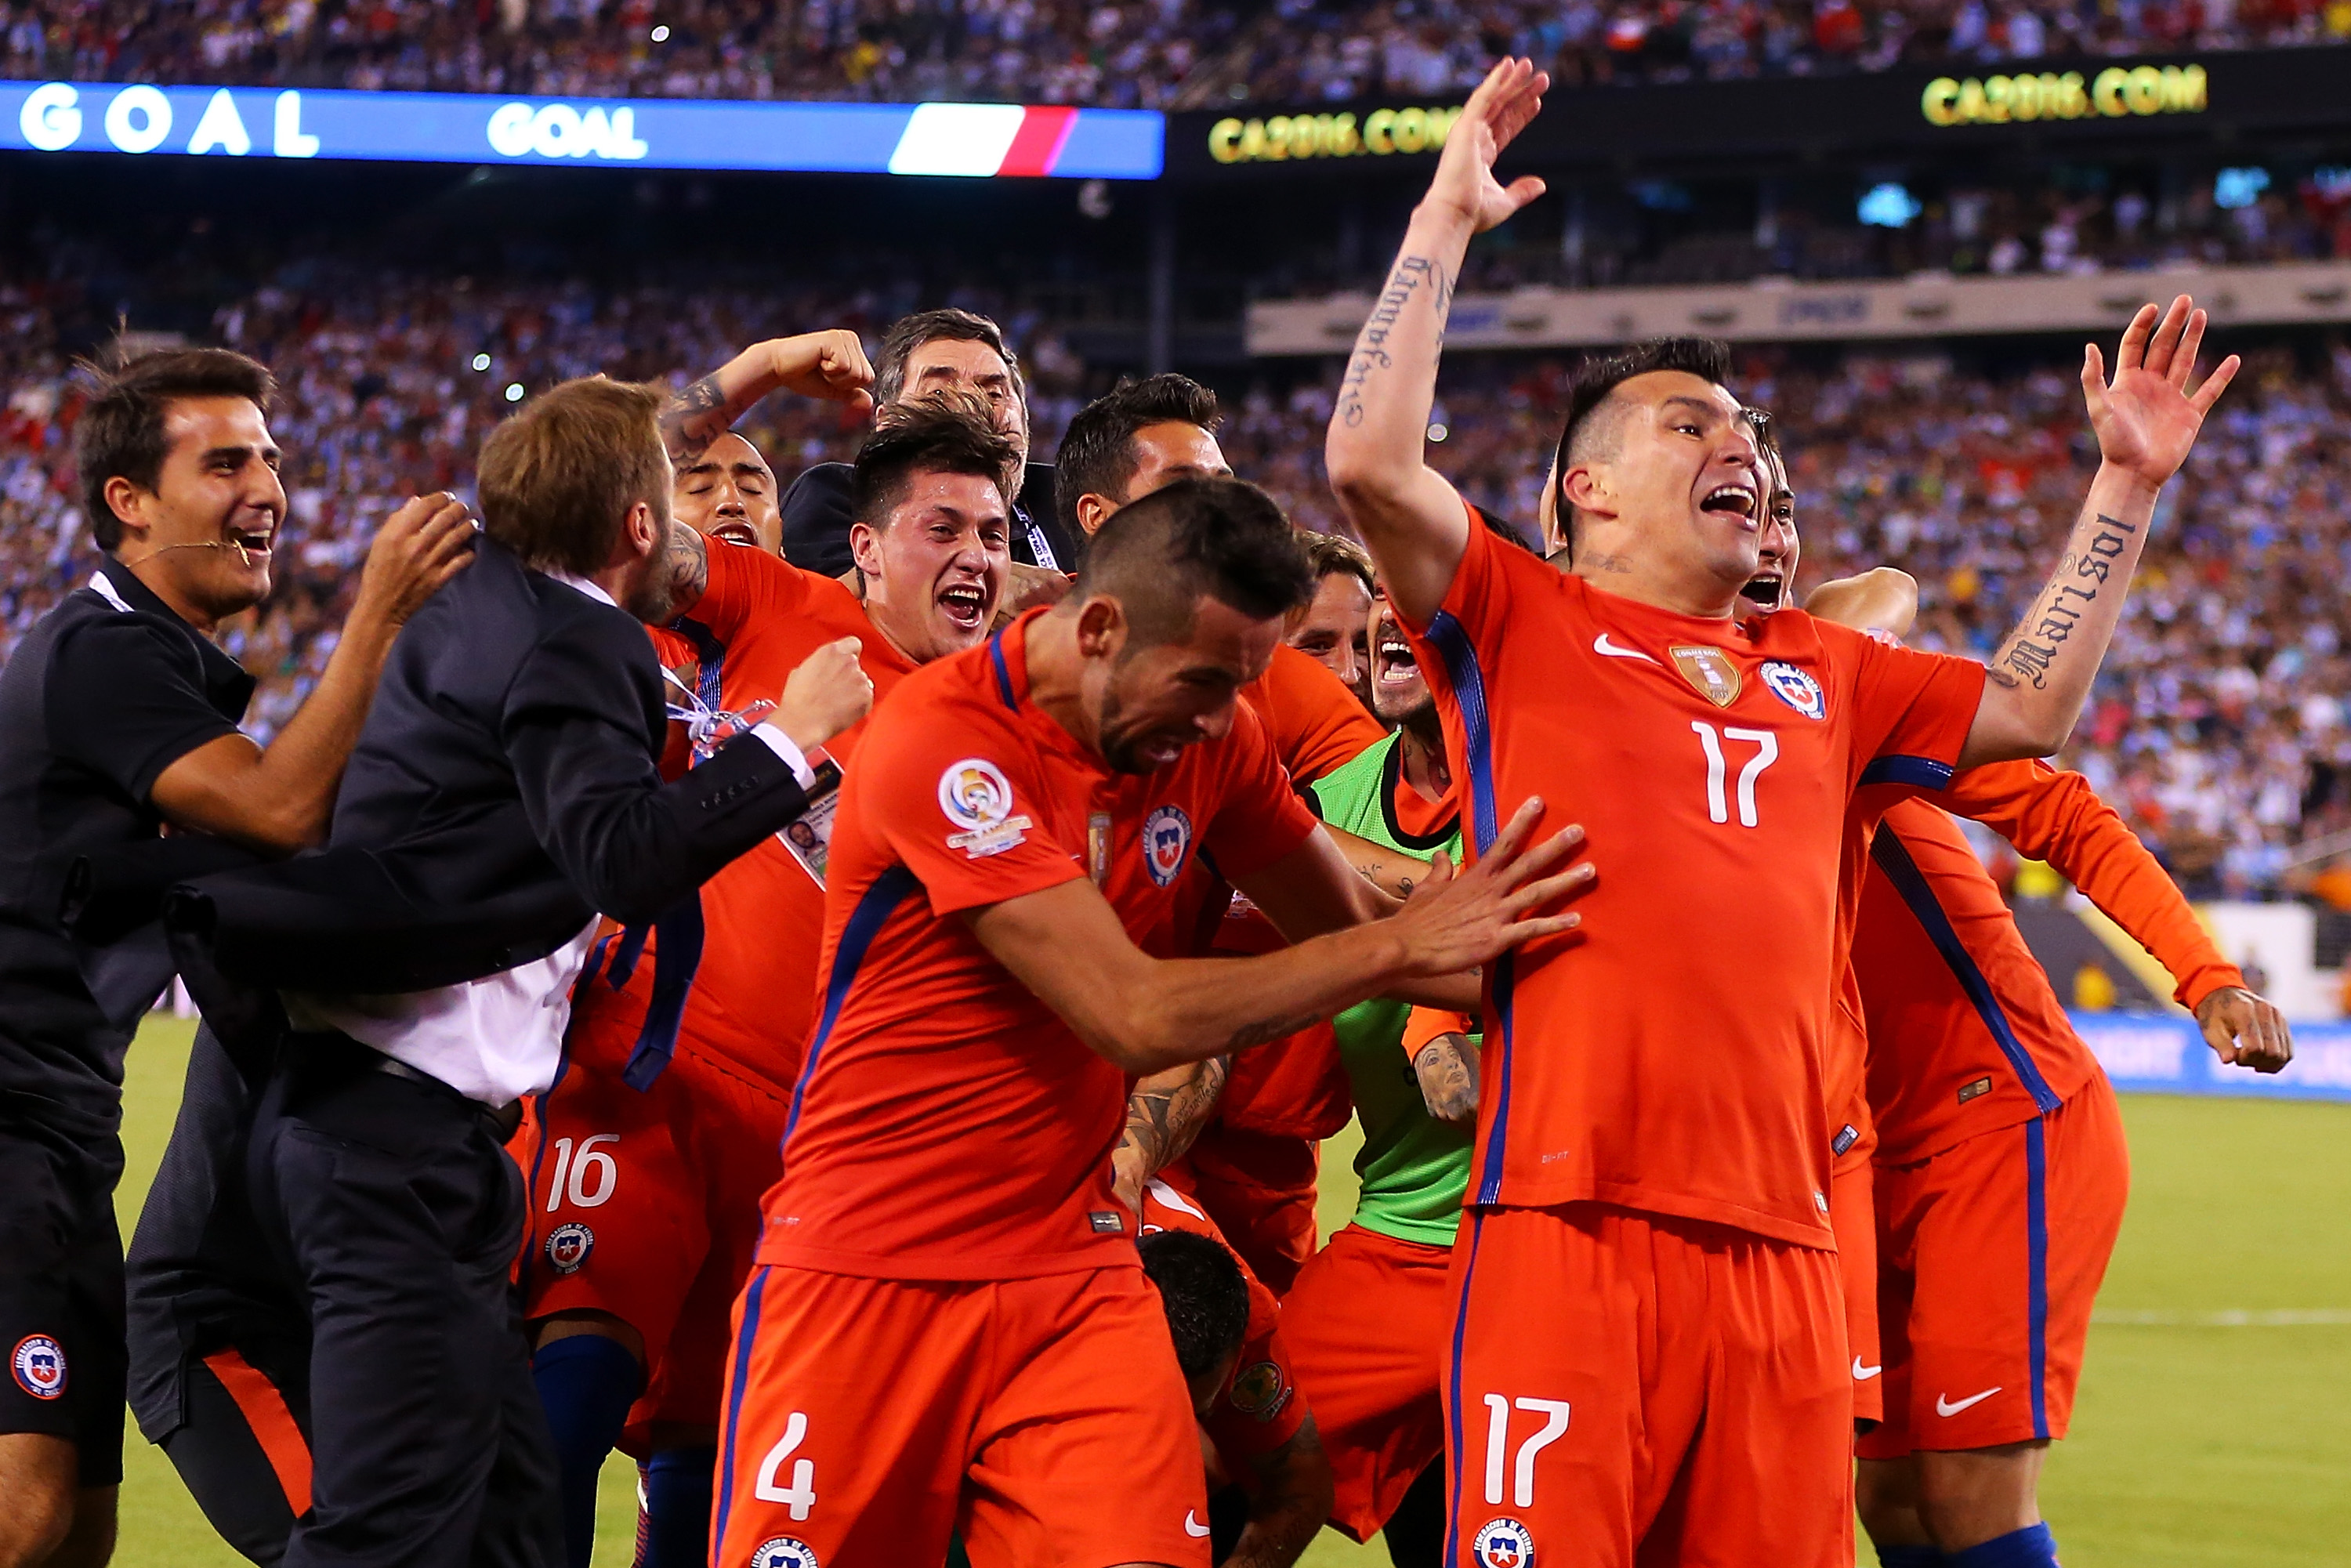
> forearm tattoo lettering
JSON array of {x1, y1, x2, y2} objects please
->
[
  {"x1": 1335, "y1": 254, "x2": 1451, "y2": 430},
  {"x1": 1991, "y1": 512, "x2": 2135, "y2": 691}
]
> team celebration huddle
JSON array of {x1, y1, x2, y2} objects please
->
[{"x1": 0, "y1": 57, "x2": 2302, "y2": 1568}]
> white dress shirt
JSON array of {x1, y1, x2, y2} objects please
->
[{"x1": 282, "y1": 570, "x2": 813, "y2": 1104}]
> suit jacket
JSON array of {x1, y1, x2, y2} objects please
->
[
  {"x1": 780, "y1": 459, "x2": 1070, "y2": 576},
  {"x1": 167, "y1": 535, "x2": 811, "y2": 994}
]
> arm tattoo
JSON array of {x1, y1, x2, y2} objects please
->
[
  {"x1": 659, "y1": 373, "x2": 733, "y2": 464},
  {"x1": 1116, "y1": 1056, "x2": 1229, "y2": 1182},
  {"x1": 665, "y1": 521, "x2": 708, "y2": 609},
  {"x1": 1415, "y1": 1034, "x2": 1479, "y2": 1121},
  {"x1": 1219, "y1": 1010, "x2": 1328, "y2": 1054},
  {"x1": 1991, "y1": 513, "x2": 2135, "y2": 691},
  {"x1": 1335, "y1": 253, "x2": 1452, "y2": 430}
]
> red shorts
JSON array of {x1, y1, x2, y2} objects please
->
[
  {"x1": 713, "y1": 1263, "x2": 1208, "y2": 1568},
  {"x1": 1167, "y1": 1124, "x2": 1319, "y2": 1295},
  {"x1": 1830, "y1": 1131, "x2": 1883, "y2": 1428},
  {"x1": 1283, "y1": 1223, "x2": 1453, "y2": 1541},
  {"x1": 510, "y1": 981, "x2": 791, "y2": 1448},
  {"x1": 1445, "y1": 1204, "x2": 1853, "y2": 1568},
  {"x1": 1857, "y1": 1074, "x2": 2129, "y2": 1460}
]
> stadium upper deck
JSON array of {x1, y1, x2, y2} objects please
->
[{"x1": 1, "y1": 0, "x2": 2342, "y2": 108}]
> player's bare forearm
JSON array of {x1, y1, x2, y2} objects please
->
[
  {"x1": 1960, "y1": 462, "x2": 2157, "y2": 766},
  {"x1": 661, "y1": 331, "x2": 876, "y2": 465},
  {"x1": 1114, "y1": 1057, "x2": 1227, "y2": 1193},
  {"x1": 1324, "y1": 214, "x2": 1474, "y2": 625},
  {"x1": 1228, "y1": 1419, "x2": 1335, "y2": 1568}
]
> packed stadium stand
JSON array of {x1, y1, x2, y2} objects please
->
[
  {"x1": 2, "y1": 223, "x2": 2344, "y2": 903},
  {"x1": 2, "y1": 0, "x2": 2342, "y2": 106}
]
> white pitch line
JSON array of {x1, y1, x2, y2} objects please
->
[{"x1": 2093, "y1": 1308, "x2": 2351, "y2": 1327}]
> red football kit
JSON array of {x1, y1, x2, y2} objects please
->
[
  {"x1": 712, "y1": 611, "x2": 1320, "y2": 1568},
  {"x1": 1139, "y1": 1180, "x2": 1310, "y2": 1475},
  {"x1": 1167, "y1": 640, "x2": 1386, "y2": 1293},
  {"x1": 1404, "y1": 519, "x2": 1984, "y2": 1567},
  {"x1": 510, "y1": 540, "x2": 915, "y2": 1446},
  {"x1": 1847, "y1": 761, "x2": 2240, "y2": 1460}
]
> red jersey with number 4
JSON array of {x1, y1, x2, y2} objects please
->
[
  {"x1": 1402, "y1": 519, "x2": 1985, "y2": 1246},
  {"x1": 602, "y1": 541, "x2": 915, "y2": 1083},
  {"x1": 1856, "y1": 761, "x2": 2241, "y2": 1165},
  {"x1": 759, "y1": 610, "x2": 1321, "y2": 1281}
]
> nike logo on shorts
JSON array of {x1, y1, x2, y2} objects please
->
[
  {"x1": 1184, "y1": 1510, "x2": 1212, "y2": 1538},
  {"x1": 1592, "y1": 633, "x2": 1659, "y2": 665},
  {"x1": 1936, "y1": 1386, "x2": 2001, "y2": 1416},
  {"x1": 1852, "y1": 1357, "x2": 1882, "y2": 1380}
]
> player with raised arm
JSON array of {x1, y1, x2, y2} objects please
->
[
  {"x1": 1323, "y1": 55, "x2": 2239, "y2": 1567},
  {"x1": 712, "y1": 477, "x2": 1588, "y2": 1568},
  {"x1": 512, "y1": 360, "x2": 1022, "y2": 1566},
  {"x1": 1745, "y1": 421, "x2": 2291, "y2": 1568}
]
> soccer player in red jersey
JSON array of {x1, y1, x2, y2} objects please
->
[
  {"x1": 511, "y1": 362, "x2": 1023, "y2": 1566},
  {"x1": 712, "y1": 476, "x2": 1587, "y2": 1568},
  {"x1": 1286, "y1": 533, "x2": 1379, "y2": 712},
  {"x1": 1060, "y1": 375, "x2": 1388, "y2": 1291},
  {"x1": 1754, "y1": 411, "x2": 2291, "y2": 1568},
  {"x1": 1138, "y1": 1181, "x2": 1332, "y2": 1568},
  {"x1": 1324, "y1": 56, "x2": 2241, "y2": 1567}
]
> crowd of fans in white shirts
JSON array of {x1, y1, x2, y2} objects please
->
[
  {"x1": 0, "y1": 0, "x2": 2342, "y2": 108},
  {"x1": 2, "y1": 259, "x2": 2345, "y2": 900}
]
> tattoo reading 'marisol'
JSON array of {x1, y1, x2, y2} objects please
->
[
  {"x1": 1995, "y1": 512, "x2": 2135, "y2": 690},
  {"x1": 1335, "y1": 255, "x2": 1449, "y2": 429}
]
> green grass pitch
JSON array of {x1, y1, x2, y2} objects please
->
[{"x1": 103, "y1": 1016, "x2": 2348, "y2": 1566}]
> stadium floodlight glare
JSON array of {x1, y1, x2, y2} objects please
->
[
  {"x1": 0, "y1": 79, "x2": 1163, "y2": 179},
  {"x1": 1857, "y1": 181, "x2": 1923, "y2": 229},
  {"x1": 505, "y1": 382, "x2": 525, "y2": 403},
  {"x1": 2213, "y1": 166, "x2": 2270, "y2": 209},
  {"x1": 471, "y1": 353, "x2": 492, "y2": 371},
  {"x1": 650, "y1": 24, "x2": 671, "y2": 41}
]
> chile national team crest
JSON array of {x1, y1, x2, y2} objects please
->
[
  {"x1": 11, "y1": 1334, "x2": 66, "y2": 1400},
  {"x1": 748, "y1": 1537, "x2": 819, "y2": 1568},
  {"x1": 1759, "y1": 660, "x2": 1827, "y2": 720},
  {"x1": 1142, "y1": 806, "x2": 1194, "y2": 886},
  {"x1": 545, "y1": 1222, "x2": 594, "y2": 1275},
  {"x1": 1473, "y1": 1517, "x2": 1536, "y2": 1568}
]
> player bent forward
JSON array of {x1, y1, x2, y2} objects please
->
[{"x1": 712, "y1": 476, "x2": 1588, "y2": 1568}]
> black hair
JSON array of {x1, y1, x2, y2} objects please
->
[
  {"x1": 848, "y1": 389, "x2": 1020, "y2": 530},
  {"x1": 75, "y1": 346, "x2": 277, "y2": 552},
  {"x1": 1138, "y1": 1229, "x2": 1252, "y2": 1380},
  {"x1": 1550, "y1": 336, "x2": 1733, "y2": 564},
  {"x1": 1054, "y1": 373, "x2": 1223, "y2": 540},
  {"x1": 1071, "y1": 475, "x2": 1314, "y2": 646}
]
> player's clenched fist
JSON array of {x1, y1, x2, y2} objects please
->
[
  {"x1": 774, "y1": 636, "x2": 874, "y2": 752},
  {"x1": 1386, "y1": 798, "x2": 1592, "y2": 976},
  {"x1": 353, "y1": 490, "x2": 475, "y2": 627},
  {"x1": 767, "y1": 329, "x2": 876, "y2": 417}
]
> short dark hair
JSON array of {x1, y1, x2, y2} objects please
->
[
  {"x1": 1072, "y1": 476, "x2": 1314, "y2": 646},
  {"x1": 75, "y1": 347, "x2": 276, "y2": 552},
  {"x1": 849, "y1": 389, "x2": 1020, "y2": 531},
  {"x1": 1297, "y1": 529, "x2": 1376, "y2": 596},
  {"x1": 1552, "y1": 337, "x2": 1733, "y2": 561},
  {"x1": 874, "y1": 308, "x2": 1025, "y2": 407},
  {"x1": 476, "y1": 377, "x2": 669, "y2": 577},
  {"x1": 1138, "y1": 1229, "x2": 1251, "y2": 1381},
  {"x1": 1054, "y1": 374, "x2": 1223, "y2": 540}
]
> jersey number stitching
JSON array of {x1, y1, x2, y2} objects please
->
[{"x1": 1690, "y1": 721, "x2": 1778, "y2": 828}]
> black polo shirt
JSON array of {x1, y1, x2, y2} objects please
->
[{"x1": 0, "y1": 557, "x2": 253, "y2": 1159}]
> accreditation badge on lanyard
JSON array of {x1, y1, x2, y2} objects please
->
[
  {"x1": 777, "y1": 774, "x2": 840, "y2": 889},
  {"x1": 661, "y1": 665, "x2": 835, "y2": 886}
]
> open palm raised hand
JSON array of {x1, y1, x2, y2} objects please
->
[
  {"x1": 2081, "y1": 294, "x2": 2240, "y2": 488},
  {"x1": 1422, "y1": 57, "x2": 1551, "y2": 234}
]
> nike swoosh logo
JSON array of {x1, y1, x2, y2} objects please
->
[
  {"x1": 1592, "y1": 633, "x2": 1659, "y2": 665},
  {"x1": 1936, "y1": 1386, "x2": 2001, "y2": 1416},
  {"x1": 1184, "y1": 1511, "x2": 1212, "y2": 1538},
  {"x1": 1853, "y1": 1358, "x2": 1882, "y2": 1380}
]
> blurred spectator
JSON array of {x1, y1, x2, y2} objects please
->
[
  {"x1": 2073, "y1": 959, "x2": 2117, "y2": 1011},
  {"x1": 0, "y1": 0, "x2": 2341, "y2": 109}
]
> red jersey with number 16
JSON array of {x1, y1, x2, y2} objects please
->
[
  {"x1": 759, "y1": 610, "x2": 1321, "y2": 1282},
  {"x1": 1400, "y1": 519, "x2": 1986, "y2": 1246}
]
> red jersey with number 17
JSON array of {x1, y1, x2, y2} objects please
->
[
  {"x1": 759, "y1": 610, "x2": 1321, "y2": 1281},
  {"x1": 1400, "y1": 519, "x2": 1986, "y2": 1246}
]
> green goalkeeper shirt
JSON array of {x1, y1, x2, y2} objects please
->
[{"x1": 1310, "y1": 731, "x2": 1476, "y2": 1248}]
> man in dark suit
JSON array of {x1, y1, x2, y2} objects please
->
[
  {"x1": 243, "y1": 375, "x2": 871, "y2": 1568},
  {"x1": 770, "y1": 309, "x2": 1074, "y2": 574}
]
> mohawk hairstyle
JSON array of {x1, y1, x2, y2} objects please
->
[{"x1": 1550, "y1": 336, "x2": 1734, "y2": 564}]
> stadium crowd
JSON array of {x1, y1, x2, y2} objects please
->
[
  {"x1": 5, "y1": 254, "x2": 2339, "y2": 900},
  {"x1": 0, "y1": 0, "x2": 2343, "y2": 106}
]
